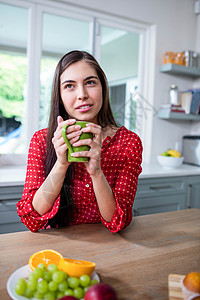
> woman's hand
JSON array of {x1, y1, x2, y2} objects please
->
[
  {"x1": 71, "y1": 123, "x2": 103, "y2": 176},
  {"x1": 52, "y1": 116, "x2": 82, "y2": 166}
]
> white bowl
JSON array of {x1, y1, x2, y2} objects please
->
[{"x1": 157, "y1": 155, "x2": 184, "y2": 169}]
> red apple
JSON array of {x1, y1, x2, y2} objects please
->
[
  {"x1": 84, "y1": 283, "x2": 118, "y2": 300},
  {"x1": 58, "y1": 296, "x2": 78, "y2": 300}
]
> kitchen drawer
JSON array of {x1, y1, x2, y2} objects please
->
[
  {"x1": 133, "y1": 193, "x2": 187, "y2": 216},
  {"x1": 0, "y1": 185, "x2": 26, "y2": 234},
  {"x1": 0, "y1": 198, "x2": 19, "y2": 213},
  {"x1": 0, "y1": 185, "x2": 23, "y2": 200},
  {"x1": 0, "y1": 208, "x2": 20, "y2": 224},
  {"x1": 0, "y1": 197, "x2": 28, "y2": 233},
  {"x1": 0, "y1": 222, "x2": 28, "y2": 234},
  {"x1": 136, "y1": 177, "x2": 186, "y2": 198}
]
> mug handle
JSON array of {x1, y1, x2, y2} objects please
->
[{"x1": 62, "y1": 125, "x2": 73, "y2": 155}]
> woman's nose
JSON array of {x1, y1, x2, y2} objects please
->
[{"x1": 77, "y1": 85, "x2": 88, "y2": 100}]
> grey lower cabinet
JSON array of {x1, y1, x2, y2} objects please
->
[
  {"x1": 0, "y1": 175, "x2": 199, "y2": 233},
  {"x1": 0, "y1": 185, "x2": 28, "y2": 234},
  {"x1": 186, "y1": 176, "x2": 200, "y2": 209},
  {"x1": 133, "y1": 175, "x2": 200, "y2": 216}
]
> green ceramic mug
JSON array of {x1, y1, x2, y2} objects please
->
[{"x1": 62, "y1": 121, "x2": 93, "y2": 162}]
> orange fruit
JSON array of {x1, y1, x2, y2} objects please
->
[
  {"x1": 29, "y1": 249, "x2": 63, "y2": 271},
  {"x1": 183, "y1": 272, "x2": 200, "y2": 294},
  {"x1": 58, "y1": 258, "x2": 95, "y2": 277}
]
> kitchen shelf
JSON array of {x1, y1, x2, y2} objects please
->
[
  {"x1": 159, "y1": 63, "x2": 200, "y2": 78},
  {"x1": 157, "y1": 110, "x2": 200, "y2": 121}
]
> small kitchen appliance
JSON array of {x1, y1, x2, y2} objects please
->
[{"x1": 182, "y1": 135, "x2": 200, "y2": 166}]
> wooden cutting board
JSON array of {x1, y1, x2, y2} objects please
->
[{"x1": 168, "y1": 273, "x2": 185, "y2": 300}]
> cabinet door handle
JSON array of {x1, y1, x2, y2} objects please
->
[
  {"x1": 149, "y1": 185, "x2": 173, "y2": 190},
  {"x1": 187, "y1": 184, "x2": 192, "y2": 208}
]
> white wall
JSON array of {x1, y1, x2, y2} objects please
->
[{"x1": 55, "y1": 0, "x2": 199, "y2": 161}]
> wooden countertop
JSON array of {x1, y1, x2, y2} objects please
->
[{"x1": 0, "y1": 209, "x2": 200, "y2": 300}]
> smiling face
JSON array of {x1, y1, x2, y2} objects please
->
[{"x1": 60, "y1": 60, "x2": 103, "y2": 124}]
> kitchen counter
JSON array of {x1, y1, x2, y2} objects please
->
[
  {"x1": 141, "y1": 161, "x2": 200, "y2": 178},
  {"x1": 1, "y1": 208, "x2": 200, "y2": 300},
  {"x1": 0, "y1": 165, "x2": 27, "y2": 186},
  {"x1": 0, "y1": 162, "x2": 200, "y2": 186}
]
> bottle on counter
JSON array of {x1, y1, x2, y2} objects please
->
[{"x1": 169, "y1": 85, "x2": 179, "y2": 105}]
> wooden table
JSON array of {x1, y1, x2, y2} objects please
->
[{"x1": 0, "y1": 208, "x2": 200, "y2": 300}]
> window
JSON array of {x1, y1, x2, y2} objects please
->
[
  {"x1": 0, "y1": 3, "x2": 28, "y2": 154},
  {"x1": 40, "y1": 11, "x2": 92, "y2": 129},
  {"x1": 98, "y1": 23, "x2": 139, "y2": 130},
  {"x1": 0, "y1": 0, "x2": 153, "y2": 163}
]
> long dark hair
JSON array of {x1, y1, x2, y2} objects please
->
[{"x1": 45, "y1": 50, "x2": 117, "y2": 228}]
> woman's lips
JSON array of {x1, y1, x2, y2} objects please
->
[{"x1": 76, "y1": 104, "x2": 93, "y2": 112}]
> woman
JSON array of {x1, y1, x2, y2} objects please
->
[{"x1": 17, "y1": 50, "x2": 143, "y2": 233}]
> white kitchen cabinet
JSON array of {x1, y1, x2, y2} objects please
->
[
  {"x1": 133, "y1": 175, "x2": 200, "y2": 216},
  {"x1": 0, "y1": 185, "x2": 28, "y2": 234}
]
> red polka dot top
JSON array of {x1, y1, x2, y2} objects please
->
[{"x1": 17, "y1": 126, "x2": 142, "y2": 233}]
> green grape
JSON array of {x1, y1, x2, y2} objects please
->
[
  {"x1": 64, "y1": 289, "x2": 74, "y2": 296},
  {"x1": 27, "y1": 277, "x2": 37, "y2": 291},
  {"x1": 73, "y1": 287, "x2": 84, "y2": 299},
  {"x1": 37, "y1": 263, "x2": 47, "y2": 271},
  {"x1": 48, "y1": 280, "x2": 58, "y2": 292},
  {"x1": 68, "y1": 276, "x2": 80, "y2": 289},
  {"x1": 15, "y1": 278, "x2": 27, "y2": 295},
  {"x1": 37, "y1": 279, "x2": 48, "y2": 293},
  {"x1": 61, "y1": 270, "x2": 68, "y2": 280},
  {"x1": 83, "y1": 286, "x2": 89, "y2": 294},
  {"x1": 34, "y1": 291, "x2": 44, "y2": 299},
  {"x1": 56, "y1": 291, "x2": 64, "y2": 299},
  {"x1": 79, "y1": 274, "x2": 91, "y2": 287},
  {"x1": 47, "y1": 263, "x2": 59, "y2": 273},
  {"x1": 90, "y1": 279, "x2": 99, "y2": 285},
  {"x1": 44, "y1": 291, "x2": 56, "y2": 300},
  {"x1": 28, "y1": 271, "x2": 38, "y2": 281},
  {"x1": 32, "y1": 267, "x2": 44, "y2": 279},
  {"x1": 52, "y1": 271, "x2": 65, "y2": 283},
  {"x1": 24, "y1": 288, "x2": 34, "y2": 298},
  {"x1": 58, "y1": 280, "x2": 68, "y2": 292},
  {"x1": 43, "y1": 271, "x2": 52, "y2": 282}
]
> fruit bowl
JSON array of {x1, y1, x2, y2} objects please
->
[{"x1": 157, "y1": 155, "x2": 184, "y2": 169}]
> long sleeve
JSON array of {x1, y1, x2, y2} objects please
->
[
  {"x1": 17, "y1": 129, "x2": 60, "y2": 232},
  {"x1": 98, "y1": 130, "x2": 142, "y2": 232}
]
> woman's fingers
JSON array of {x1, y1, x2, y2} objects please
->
[
  {"x1": 71, "y1": 148, "x2": 101, "y2": 159},
  {"x1": 66, "y1": 128, "x2": 82, "y2": 141},
  {"x1": 84, "y1": 123, "x2": 102, "y2": 134},
  {"x1": 82, "y1": 123, "x2": 102, "y2": 146},
  {"x1": 57, "y1": 118, "x2": 76, "y2": 132},
  {"x1": 53, "y1": 121, "x2": 102, "y2": 164},
  {"x1": 72, "y1": 138, "x2": 93, "y2": 147},
  {"x1": 72, "y1": 137, "x2": 101, "y2": 160},
  {"x1": 54, "y1": 118, "x2": 81, "y2": 143},
  {"x1": 57, "y1": 115, "x2": 64, "y2": 125}
]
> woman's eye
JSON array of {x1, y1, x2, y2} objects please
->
[
  {"x1": 65, "y1": 84, "x2": 74, "y2": 90},
  {"x1": 86, "y1": 80, "x2": 95, "y2": 85}
]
